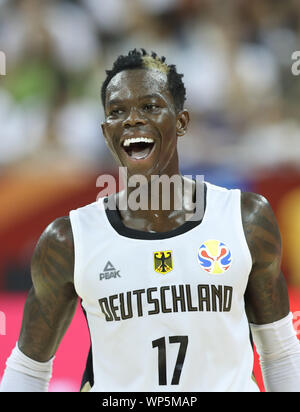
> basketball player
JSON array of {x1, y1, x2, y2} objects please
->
[{"x1": 1, "y1": 49, "x2": 300, "y2": 392}]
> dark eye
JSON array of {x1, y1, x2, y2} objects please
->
[
  {"x1": 108, "y1": 108, "x2": 124, "y2": 117},
  {"x1": 143, "y1": 104, "x2": 160, "y2": 112}
]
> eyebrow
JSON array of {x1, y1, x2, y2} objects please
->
[
  {"x1": 106, "y1": 93, "x2": 166, "y2": 108},
  {"x1": 139, "y1": 93, "x2": 165, "y2": 101},
  {"x1": 106, "y1": 98, "x2": 123, "y2": 107}
]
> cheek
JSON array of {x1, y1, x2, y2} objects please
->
[
  {"x1": 103, "y1": 121, "x2": 121, "y2": 150},
  {"x1": 160, "y1": 115, "x2": 177, "y2": 149},
  {"x1": 156, "y1": 108, "x2": 176, "y2": 133}
]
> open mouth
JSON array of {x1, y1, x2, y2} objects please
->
[{"x1": 122, "y1": 137, "x2": 155, "y2": 160}]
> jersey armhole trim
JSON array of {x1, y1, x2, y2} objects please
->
[
  {"x1": 234, "y1": 189, "x2": 253, "y2": 276},
  {"x1": 69, "y1": 209, "x2": 82, "y2": 297}
]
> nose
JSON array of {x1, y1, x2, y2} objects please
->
[{"x1": 122, "y1": 107, "x2": 146, "y2": 128}]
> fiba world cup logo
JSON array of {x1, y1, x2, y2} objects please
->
[{"x1": 197, "y1": 240, "x2": 232, "y2": 274}]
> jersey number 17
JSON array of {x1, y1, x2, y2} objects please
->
[{"x1": 152, "y1": 336, "x2": 188, "y2": 386}]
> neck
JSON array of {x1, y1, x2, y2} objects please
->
[{"x1": 116, "y1": 175, "x2": 200, "y2": 233}]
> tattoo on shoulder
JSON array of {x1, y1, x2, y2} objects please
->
[
  {"x1": 241, "y1": 192, "x2": 289, "y2": 324},
  {"x1": 241, "y1": 192, "x2": 281, "y2": 265},
  {"x1": 30, "y1": 217, "x2": 75, "y2": 327},
  {"x1": 19, "y1": 217, "x2": 77, "y2": 360}
]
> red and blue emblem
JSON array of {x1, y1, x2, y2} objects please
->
[{"x1": 197, "y1": 240, "x2": 232, "y2": 274}]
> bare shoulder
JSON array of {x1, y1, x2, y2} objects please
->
[
  {"x1": 240, "y1": 191, "x2": 281, "y2": 265},
  {"x1": 240, "y1": 192, "x2": 289, "y2": 324},
  {"x1": 37, "y1": 216, "x2": 74, "y2": 254},
  {"x1": 241, "y1": 191, "x2": 270, "y2": 219},
  {"x1": 32, "y1": 216, "x2": 74, "y2": 287}
]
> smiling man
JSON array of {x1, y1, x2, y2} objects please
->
[
  {"x1": 1, "y1": 49, "x2": 300, "y2": 393},
  {"x1": 102, "y1": 53, "x2": 187, "y2": 178}
]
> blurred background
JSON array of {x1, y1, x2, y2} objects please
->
[{"x1": 0, "y1": 0, "x2": 300, "y2": 392}]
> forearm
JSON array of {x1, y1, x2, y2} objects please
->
[{"x1": 250, "y1": 312, "x2": 300, "y2": 392}]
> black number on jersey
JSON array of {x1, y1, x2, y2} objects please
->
[{"x1": 152, "y1": 336, "x2": 188, "y2": 385}]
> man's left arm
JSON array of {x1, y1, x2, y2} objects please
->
[{"x1": 242, "y1": 192, "x2": 300, "y2": 392}]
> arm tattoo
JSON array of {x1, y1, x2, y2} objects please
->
[
  {"x1": 242, "y1": 192, "x2": 289, "y2": 325},
  {"x1": 18, "y1": 217, "x2": 78, "y2": 361}
]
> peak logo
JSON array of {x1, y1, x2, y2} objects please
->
[{"x1": 99, "y1": 261, "x2": 121, "y2": 280}]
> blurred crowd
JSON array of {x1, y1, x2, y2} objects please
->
[{"x1": 0, "y1": 0, "x2": 299, "y2": 176}]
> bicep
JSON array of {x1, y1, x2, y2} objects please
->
[
  {"x1": 245, "y1": 269, "x2": 289, "y2": 325},
  {"x1": 18, "y1": 217, "x2": 78, "y2": 362},
  {"x1": 242, "y1": 193, "x2": 290, "y2": 325}
]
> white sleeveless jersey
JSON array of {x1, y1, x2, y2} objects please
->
[{"x1": 69, "y1": 182, "x2": 259, "y2": 392}]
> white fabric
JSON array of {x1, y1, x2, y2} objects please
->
[
  {"x1": 69, "y1": 182, "x2": 259, "y2": 392},
  {"x1": 250, "y1": 312, "x2": 300, "y2": 392},
  {"x1": 0, "y1": 343, "x2": 53, "y2": 392}
]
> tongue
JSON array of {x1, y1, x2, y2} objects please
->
[{"x1": 131, "y1": 146, "x2": 152, "y2": 159}]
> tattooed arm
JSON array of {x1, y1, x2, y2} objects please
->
[
  {"x1": 242, "y1": 192, "x2": 289, "y2": 324},
  {"x1": 241, "y1": 193, "x2": 300, "y2": 392},
  {"x1": 18, "y1": 216, "x2": 78, "y2": 361},
  {"x1": 0, "y1": 217, "x2": 78, "y2": 391}
]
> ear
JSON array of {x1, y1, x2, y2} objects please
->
[
  {"x1": 176, "y1": 110, "x2": 190, "y2": 136},
  {"x1": 101, "y1": 122, "x2": 107, "y2": 138}
]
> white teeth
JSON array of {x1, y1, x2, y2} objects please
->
[{"x1": 123, "y1": 137, "x2": 154, "y2": 147}]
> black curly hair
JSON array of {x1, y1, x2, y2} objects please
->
[{"x1": 101, "y1": 49, "x2": 186, "y2": 113}]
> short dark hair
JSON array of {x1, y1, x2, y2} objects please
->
[{"x1": 101, "y1": 49, "x2": 186, "y2": 112}]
